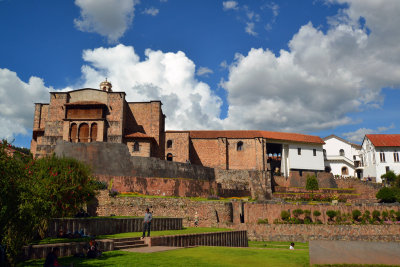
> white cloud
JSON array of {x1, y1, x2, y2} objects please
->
[
  {"x1": 343, "y1": 124, "x2": 395, "y2": 143},
  {"x1": 143, "y1": 7, "x2": 159, "y2": 16},
  {"x1": 196, "y1": 67, "x2": 213, "y2": 77},
  {"x1": 221, "y1": 0, "x2": 400, "y2": 133},
  {"x1": 220, "y1": 60, "x2": 229, "y2": 69},
  {"x1": 245, "y1": 22, "x2": 257, "y2": 36},
  {"x1": 223, "y1": 1, "x2": 238, "y2": 11},
  {"x1": 0, "y1": 69, "x2": 52, "y2": 139},
  {"x1": 74, "y1": 0, "x2": 137, "y2": 43},
  {"x1": 79, "y1": 44, "x2": 223, "y2": 130}
]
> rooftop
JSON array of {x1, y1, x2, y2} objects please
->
[{"x1": 366, "y1": 134, "x2": 400, "y2": 147}]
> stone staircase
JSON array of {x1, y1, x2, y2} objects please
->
[{"x1": 113, "y1": 237, "x2": 147, "y2": 250}]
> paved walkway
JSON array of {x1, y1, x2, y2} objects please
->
[{"x1": 121, "y1": 246, "x2": 187, "y2": 253}]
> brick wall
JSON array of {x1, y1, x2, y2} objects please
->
[
  {"x1": 165, "y1": 132, "x2": 190, "y2": 163},
  {"x1": 127, "y1": 140, "x2": 151, "y2": 157},
  {"x1": 128, "y1": 102, "x2": 164, "y2": 158},
  {"x1": 190, "y1": 139, "x2": 221, "y2": 168},
  {"x1": 228, "y1": 139, "x2": 258, "y2": 170},
  {"x1": 233, "y1": 224, "x2": 400, "y2": 242}
]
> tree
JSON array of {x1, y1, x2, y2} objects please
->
[
  {"x1": 326, "y1": 210, "x2": 337, "y2": 222},
  {"x1": 306, "y1": 175, "x2": 319, "y2": 199},
  {"x1": 381, "y1": 171, "x2": 397, "y2": 186},
  {"x1": 0, "y1": 141, "x2": 98, "y2": 264}
]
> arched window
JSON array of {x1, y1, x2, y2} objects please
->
[
  {"x1": 167, "y1": 140, "x2": 173, "y2": 148},
  {"x1": 339, "y1": 149, "x2": 345, "y2": 156},
  {"x1": 78, "y1": 123, "x2": 89, "y2": 143},
  {"x1": 133, "y1": 141, "x2": 140, "y2": 152},
  {"x1": 167, "y1": 153, "x2": 173, "y2": 161},
  {"x1": 70, "y1": 123, "x2": 77, "y2": 142},
  {"x1": 91, "y1": 123, "x2": 97, "y2": 142},
  {"x1": 341, "y1": 166, "x2": 348, "y2": 175},
  {"x1": 237, "y1": 141, "x2": 243, "y2": 151}
]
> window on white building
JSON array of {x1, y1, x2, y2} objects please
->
[
  {"x1": 386, "y1": 166, "x2": 390, "y2": 173},
  {"x1": 341, "y1": 167, "x2": 348, "y2": 175},
  {"x1": 313, "y1": 149, "x2": 316, "y2": 156},
  {"x1": 394, "y1": 152, "x2": 399, "y2": 163},
  {"x1": 339, "y1": 149, "x2": 345, "y2": 156},
  {"x1": 297, "y1": 148, "x2": 301, "y2": 155},
  {"x1": 380, "y1": 152, "x2": 386, "y2": 163}
]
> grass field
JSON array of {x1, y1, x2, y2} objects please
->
[
  {"x1": 31, "y1": 227, "x2": 232, "y2": 245},
  {"x1": 20, "y1": 246, "x2": 310, "y2": 267}
]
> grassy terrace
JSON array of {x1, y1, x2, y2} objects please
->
[
  {"x1": 117, "y1": 192, "x2": 252, "y2": 202},
  {"x1": 21, "y1": 241, "x2": 396, "y2": 267},
  {"x1": 31, "y1": 227, "x2": 232, "y2": 245}
]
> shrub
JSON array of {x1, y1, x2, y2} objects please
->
[
  {"x1": 382, "y1": 210, "x2": 389, "y2": 221},
  {"x1": 376, "y1": 187, "x2": 400, "y2": 203},
  {"x1": 313, "y1": 210, "x2": 321, "y2": 217},
  {"x1": 292, "y1": 209, "x2": 304, "y2": 218},
  {"x1": 109, "y1": 189, "x2": 119, "y2": 197},
  {"x1": 352, "y1": 209, "x2": 362, "y2": 221},
  {"x1": 306, "y1": 175, "x2": 319, "y2": 197},
  {"x1": 372, "y1": 210, "x2": 381, "y2": 221},
  {"x1": 381, "y1": 171, "x2": 397, "y2": 186},
  {"x1": 92, "y1": 180, "x2": 108, "y2": 190},
  {"x1": 326, "y1": 210, "x2": 337, "y2": 221},
  {"x1": 395, "y1": 211, "x2": 400, "y2": 221},
  {"x1": 281, "y1": 210, "x2": 290, "y2": 221},
  {"x1": 257, "y1": 218, "x2": 269, "y2": 224}
]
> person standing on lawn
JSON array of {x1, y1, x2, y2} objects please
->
[{"x1": 142, "y1": 208, "x2": 153, "y2": 238}]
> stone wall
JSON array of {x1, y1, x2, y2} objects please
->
[
  {"x1": 96, "y1": 175, "x2": 218, "y2": 198},
  {"x1": 232, "y1": 201, "x2": 400, "y2": 225},
  {"x1": 95, "y1": 191, "x2": 400, "y2": 227},
  {"x1": 54, "y1": 142, "x2": 215, "y2": 180},
  {"x1": 48, "y1": 217, "x2": 182, "y2": 237},
  {"x1": 94, "y1": 191, "x2": 233, "y2": 227},
  {"x1": 215, "y1": 169, "x2": 271, "y2": 200},
  {"x1": 233, "y1": 224, "x2": 400, "y2": 242},
  {"x1": 150, "y1": 231, "x2": 248, "y2": 247},
  {"x1": 335, "y1": 178, "x2": 382, "y2": 201}
]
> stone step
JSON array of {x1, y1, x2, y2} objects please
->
[
  {"x1": 112, "y1": 240, "x2": 141, "y2": 243},
  {"x1": 114, "y1": 243, "x2": 148, "y2": 250},
  {"x1": 114, "y1": 240, "x2": 145, "y2": 246}
]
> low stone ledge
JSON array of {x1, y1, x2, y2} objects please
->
[
  {"x1": 149, "y1": 231, "x2": 248, "y2": 248},
  {"x1": 23, "y1": 239, "x2": 114, "y2": 260},
  {"x1": 48, "y1": 217, "x2": 183, "y2": 237}
]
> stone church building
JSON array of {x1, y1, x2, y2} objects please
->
[{"x1": 31, "y1": 81, "x2": 325, "y2": 176}]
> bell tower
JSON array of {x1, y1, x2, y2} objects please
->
[{"x1": 100, "y1": 78, "x2": 112, "y2": 92}]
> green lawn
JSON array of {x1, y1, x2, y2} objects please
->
[
  {"x1": 21, "y1": 246, "x2": 310, "y2": 267},
  {"x1": 249, "y1": 241, "x2": 309, "y2": 249},
  {"x1": 31, "y1": 227, "x2": 232, "y2": 245}
]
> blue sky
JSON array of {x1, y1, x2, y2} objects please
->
[{"x1": 1, "y1": 0, "x2": 399, "y2": 148}]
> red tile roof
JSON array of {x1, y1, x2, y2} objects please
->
[
  {"x1": 366, "y1": 134, "x2": 400, "y2": 147},
  {"x1": 167, "y1": 130, "x2": 324, "y2": 144},
  {"x1": 125, "y1": 132, "x2": 154, "y2": 140}
]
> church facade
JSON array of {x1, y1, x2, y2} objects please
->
[{"x1": 31, "y1": 81, "x2": 325, "y2": 176}]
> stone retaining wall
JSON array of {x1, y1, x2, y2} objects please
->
[
  {"x1": 233, "y1": 224, "x2": 400, "y2": 242},
  {"x1": 96, "y1": 175, "x2": 218, "y2": 198},
  {"x1": 93, "y1": 191, "x2": 233, "y2": 227},
  {"x1": 48, "y1": 217, "x2": 182, "y2": 237},
  {"x1": 150, "y1": 231, "x2": 248, "y2": 247}
]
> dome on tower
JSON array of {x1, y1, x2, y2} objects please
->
[{"x1": 100, "y1": 79, "x2": 112, "y2": 92}]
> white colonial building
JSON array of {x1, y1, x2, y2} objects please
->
[
  {"x1": 323, "y1": 135, "x2": 363, "y2": 178},
  {"x1": 361, "y1": 134, "x2": 400, "y2": 183}
]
